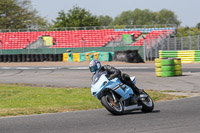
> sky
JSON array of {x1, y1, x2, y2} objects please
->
[{"x1": 31, "y1": 0, "x2": 199, "y2": 27}]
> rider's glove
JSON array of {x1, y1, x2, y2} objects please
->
[{"x1": 108, "y1": 76, "x2": 115, "y2": 80}]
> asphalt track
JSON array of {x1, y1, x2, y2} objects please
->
[
  {"x1": 1, "y1": 96, "x2": 200, "y2": 133},
  {"x1": 0, "y1": 63, "x2": 200, "y2": 133},
  {"x1": 0, "y1": 63, "x2": 200, "y2": 92}
]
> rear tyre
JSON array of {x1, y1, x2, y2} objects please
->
[
  {"x1": 101, "y1": 94, "x2": 124, "y2": 115},
  {"x1": 139, "y1": 92, "x2": 154, "y2": 113}
]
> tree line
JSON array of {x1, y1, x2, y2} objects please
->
[
  {"x1": 52, "y1": 6, "x2": 181, "y2": 28},
  {"x1": 0, "y1": 0, "x2": 200, "y2": 31}
]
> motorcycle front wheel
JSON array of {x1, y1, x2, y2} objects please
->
[
  {"x1": 101, "y1": 94, "x2": 124, "y2": 115},
  {"x1": 139, "y1": 92, "x2": 154, "y2": 113}
]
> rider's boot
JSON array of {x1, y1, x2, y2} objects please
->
[
  {"x1": 130, "y1": 84, "x2": 144, "y2": 96},
  {"x1": 129, "y1": 94, "x2": 138, "y2": 104}
]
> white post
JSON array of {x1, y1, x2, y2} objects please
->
[
  {"x1": 142, "y1": 36, "x2": 146, "y2": 62},
  {"x1": 0, "y1": 40, "x2": 2, "y2": 54}
]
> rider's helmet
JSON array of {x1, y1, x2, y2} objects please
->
[{"x1": 89, "y1": 59, "x2": 101, "y2": 73}]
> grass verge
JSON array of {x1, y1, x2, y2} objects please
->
[{"x1": 0, "y1": 84, "x2": 186, "y2": 117}]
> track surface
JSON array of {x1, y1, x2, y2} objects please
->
[
  {"x1": 1, "y1": 96, "x2": 200, "y2": 133},
  {"x1": 0, "y1": 63, "x2": 200, "y2": 92},
  {"x1": 0, "y1": 62, "x2": 200, "y2": 133}
]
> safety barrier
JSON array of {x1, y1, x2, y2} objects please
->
[
  {"x1": 155, "y1": 58, "x2": 182, "y2": 77},
  {"x1": 0, "y1": 51, "x2": 139, "y2": 62},
  {"x1": 159, "y1": 50, "x2": 200, "y2": 63},
  {"x1": 0, "y1": 54, "x2": 63, "y2": 62},
  {"x1": 113, "y1": 50, "x2": 143, "y2": 63},
  {"x1": 63, "y1": 51, "x2": 114, "y2": 62},
  {"x1": 63, "y1": 50, "x2": 143, "y2": 63}
]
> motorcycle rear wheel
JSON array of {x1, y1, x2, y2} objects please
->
[{"x1": 101, "y1": 94, "x2": 124, "y2": 115}]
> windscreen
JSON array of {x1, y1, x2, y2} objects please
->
[{"x1": 92, "y1": 71, "x2": 107, "y2": 85}]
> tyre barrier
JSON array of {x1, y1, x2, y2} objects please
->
[
  {"x1": 155, "y1": 58, "x2": 182, "y2": 77},
  {"x1": 154, "y1": 58, "x2": 162, "y2": 63},
  {"x1": 0, "y1": 54, "x2": 63, "y2": 62},
  {"x1": 161, "y1": 58, "x2": 175, "y2": 77},
  {"x1": 161, "y1": 59, "x2": 174, "y2": 66},
  {"x1": 174, "y1": 58, "x2": 182, "y2": 76},
  {"x1": 113, "y1": 50, "x2": 143, "y2": 63},
  {"x1": 154, "y1": 58, "x2": 162, "y2": 77},
  {"x1": 159, "y1": 50, "x2": 200, "y2": 63},
  {"x1": 161, "y1": 66, "x2": 175, "y2": 71}
]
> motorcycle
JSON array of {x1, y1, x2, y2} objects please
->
[{"x1": 91, "y1": 71, "x2": 154, "y2": 115}]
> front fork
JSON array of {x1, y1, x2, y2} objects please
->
[{"x1": 110, "y1": 91, "x2": 117, "y2": 103}]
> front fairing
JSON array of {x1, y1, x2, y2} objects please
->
[
  {"x1": 91, "y1": 72, "x2": 134, "y2": 100},
  {"x1": 104, "y1": 79, "x2": 134, "y2": 100},
  {"x1": 91, "y1": 72, "x2": 109, "y2": 99}
]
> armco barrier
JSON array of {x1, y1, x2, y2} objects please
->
[{"x1": 159, "y1": 50, "x2": 200, "y2": 63}]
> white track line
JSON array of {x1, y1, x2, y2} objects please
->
[
  {"x1": 0, "y1": 66, "x2": 151, "y2": 70},
  {"x1": 68, "y1": 67, "x2": 150, "y2": 70}
]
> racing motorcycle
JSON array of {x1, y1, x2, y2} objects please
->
[{"x1": 91, "y1": 71, "x2": 154, "y2": 115}]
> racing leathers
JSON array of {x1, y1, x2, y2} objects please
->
[{"x1": 99, "y1": 65, "x2": 142, "y2": 95}]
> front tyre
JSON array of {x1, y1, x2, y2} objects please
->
[
  {"x1": 101, "y1": 94, "x2": 124, "y2": 115},
  {"x1": 139, "y1": 92, "x2": 154, "y2": 113}
]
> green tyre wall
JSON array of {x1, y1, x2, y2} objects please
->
[
  {"x1": 161, "y1": 66, "x2": 175, "y2": 71},
  {"x1": 174, "y1": 65, "x2": 182, "y2": 71},
  {"x1": 154, "y1": 58, "x2": 162, "y2": 63},
  {"x1": 161, "y1": 71, "x2": 175, "y2": 77},
  {"x1": 155, "y1": 58, "x2": 162, "y2": 77},
  {"x1": 161, "y1": 59, "x2": 174, "y2": 66},
  {"x1": 156, "y1": 72, "x2": 162, "y2": 77},
  {"x1": 175, "y1": 70, "x2": 182, "y2": 76},
  {"x1": 155, "y1": 67, "x2": 162, "y2": 72},
  {"x1": 155, "y1": 63, "x2": 161, "y2": 68},
  {"x1": 174, "y1": 58, "x2": 181, "y2": 65}
]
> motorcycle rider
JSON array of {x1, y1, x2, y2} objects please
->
[{"x1": 89, "y1": 59, "x2": 143, "y2": 96}]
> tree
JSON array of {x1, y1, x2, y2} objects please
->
[
  {"x1": 111, "y1": 9, "x2": 155, "y2": 26},
  {"x1": 111, "y1": 10, "x2": 133, "y2": 25},
  {"x1": 111, "y1": 8, "x2": 181, "y2": 26},
  {"x1": 98, "y1": 15, "x2": 113, "y2": 26},
  {"x1": 196, "y1": 22, "x2": 200, "y2": 30},
  {"x1": 132, "y1": 9, "x2": 153, "y2": 25},
  {"x1": 155, "y1": 9, "x2": 181, "y2": 26},
  {"x1": 0, "y1": 0, "x2": 48, "y2": 29},
  {"x1": 53, "y1": 6, "x2": 100, "y2": 28}
]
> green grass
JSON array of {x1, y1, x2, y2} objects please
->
[
  {"x1": 0, "y1": 84, "x2": 186, "y2": 117},
  {"x1": 147, "y1": 90, "x2": 186, "y2": 102}
]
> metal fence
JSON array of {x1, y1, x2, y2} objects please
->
[
  {"x1": 0, "y1": 24, "x2": 176, "y2": 33},
  {"x1": 144, "y1": 35, "x2": 200, "y2": 61}
]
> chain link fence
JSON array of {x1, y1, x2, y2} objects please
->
[{"x1": 144, "y1": 35, "x2": 200, "y2": 61}]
